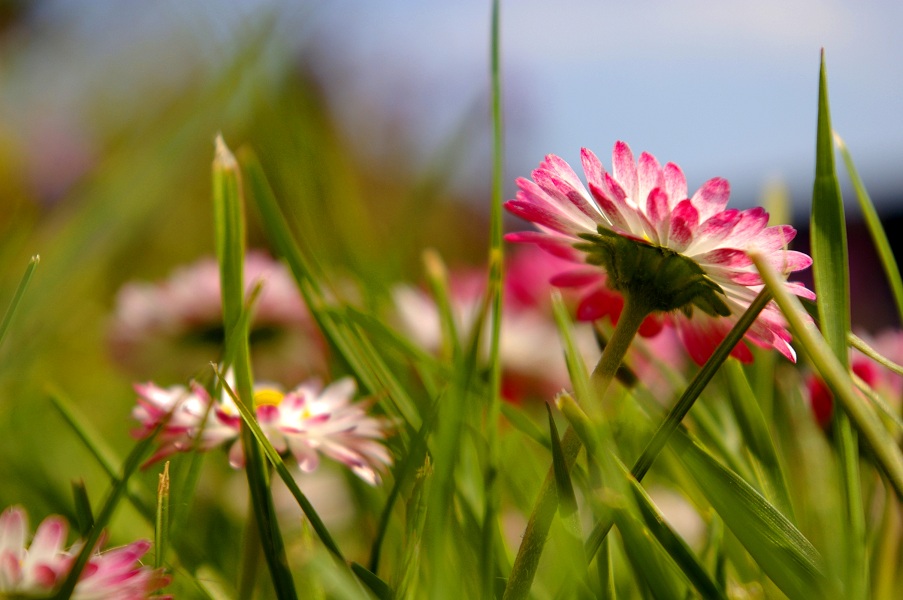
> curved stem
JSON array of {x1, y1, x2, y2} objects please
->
[{"x1": 503, "y1": 294, "x2": 650, "y2": 600}]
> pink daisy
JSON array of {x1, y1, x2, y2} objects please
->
[
  {"x1": 109, "y1": 251, "x2": 327, "y2": 384},
  {"x1": 505, "y1": 141, "x2": 814, "y2": 364},
  {"x1": 132, "y1": 375, "x2": 393, "y2": 485},
  {"x1": 0, "y1": 506, "x2": 169, "y2": 599}
]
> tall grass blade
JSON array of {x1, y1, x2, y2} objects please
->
[
  {"x1": 0, "y1": 255, "x2": 38, "y2": 350},
  {"x1": 835, "y1": 135, "x2": 903, "y2": 325},
  {"x1": 213, "y1": 136, "x2": 296, "y2": 599},
  {"x1": 482, "y1": 0, "x2": 506, "y2": 593},
  {"x1": 809, "y1": 52, "x2": 864, "y2": 598}
]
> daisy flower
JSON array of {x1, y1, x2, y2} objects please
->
[
  {"x1": 0, "y1": 505, "x2": 169, "y2": 599},
  {"x1": 132, "y1": 375, "x2": 393, "y2": 485},
  {"x1": 505, "y1": 141, "x2": 814, "y2": 364},
  {"x1": 109, "y1": 251, "x2": 327, "y2": 384}
]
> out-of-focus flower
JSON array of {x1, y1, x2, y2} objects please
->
[
  {"x1": 807, "y1": 329, "x2": 903, "y2": 428},
  {"x1": 109, "y1": 251, "x2": 327, "y2": 385},
  {"x1": 0, "y1": 505, "x2": 169, "y2": 599},
  {"x1": 132, "y1": 375, "x2": 393, "y2": 485},
  {"x1": 393, "y1": 246, "x2": 598, "y2": 402},
  {"x1": 505, "y1": 141, "x2": 814, "y2": 364}
]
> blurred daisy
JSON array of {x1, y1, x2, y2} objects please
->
[
  {"x1": 0, "y1": 505, "x2": 169, "y2": 599},
  {"x1": 132, "y1": 375, "x2": 393, "y2": 485},
  {"x1": 505, "y1": 141, "x2": 814, "y2": 364},
  {"x1": 109, "y1": 251, "x2": 327, "y2": 384},
  {"x1": 393, "y1": 246, "x2": 598, "y2": 401}
]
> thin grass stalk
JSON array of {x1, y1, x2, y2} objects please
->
[
  {"x1": 155, "y1": 462, "x2": 170, "y2": 570},
  {"x1": 482, "y1": 3, "x2": 506, "y2": 591},
  {"x1": 835, "y1": 135, "x2": 903, "y2": 326},
  {"x1": 0, "y1": 255, "x2": 39, "y2": 349}
]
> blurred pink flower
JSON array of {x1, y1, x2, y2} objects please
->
[
  {"x1": 393, "y1": 246, "x2": 598, "y2": 402},
  {"x1": 505, "y1": 141, "x2": 814, "y2": 364},
  {"x1": 0, "y1": 505, "x2": 169, "y2": 599},
  {"x1": 133, "y1": 375, "x2": 393, "y2": 485},
  {"x1": 807, "y1": 329, "x2": 903, "y2": 428},
  {"x1": 109, "y1": 251, "x2": 326, "y2": 384}
]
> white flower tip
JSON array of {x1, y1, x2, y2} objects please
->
[
  {"x1": 30, "y1": 254, "x2": 40, "y2": 264},
  {"x1": 422, "y1": 248, "x2": 448, "y2": 281},
  {"x1": 833, "y1": 131, "x2": 846, "y2": 149},
  {"x1": 214, "y1": 134, "x2": 238, "y2": 170}
]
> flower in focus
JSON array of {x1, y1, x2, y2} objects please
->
[
  {"x1": 807, "y1": 329, "x2": 903, "y2": 428},
  {"x1": 505, "y1": 141, "x2": 815, "y2": 364},
  {"x1": 393, "y1": 246, "x2": 598, "y2": 402},
  {"x1": 109, "y1": 251, "x2": 327, "y2": 385},
  {"x1": 0, "y1": 505, "x2": 169, "y2": 599},
  {"x1": 132, "y1": 375, "x2": 393, "y2": 485}
]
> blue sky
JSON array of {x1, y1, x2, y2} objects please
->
[
  {"x1": 5, "y1": 1, "x2": 903, "y2": 214},
  {"x1": 309, "y1": 0, "x2": 903, "y2": 213}
]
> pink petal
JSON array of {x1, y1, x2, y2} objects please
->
[
  {"x1": 669, "y1": 199, "x2": 699, "y2": 250},
  {"x1": 611, "y1": 141, "x2": 637, "y2": 200},
  {"x1": 662, "y1": 162, "x2": 688, "y2": 208},
  {"x1": 764, "y1": 250, "x2": 812, "y2": 274},
  {"x1": 697, "y1": 248, "x2": 753, "y2": 269},
  {"x1": 690, "y1": 177, "x2": 731, "y2": 222},
  {"x1": 637, "y1": 152, "x2": 663, "y2": 205},
  {"x1": 580, "y1": 148, "x2": 609, "y2": 195},
  {"x1": 508, "y1": 186, "x2": 586, "y2": 236},
  {"x1": 645, "y1": 187, "x2": 671, "y2": 243},
  {"x1": 749, "y1": 224, "x2": 798, "y2": 253},
  {"x1": 590, "y1": 178, "x2": 632, "y2": 231},
  {"x1": 576, "y1": 288, "x2": 623, "y2": 322},
  {"x1": 698, "y1": 208, "x2": 741, "y2": 242},
  {"x1": 550, "y1": 268, "x2": 606, "y2": 288},
  {"x1": 504, "y1": 231, "x2": 583, "y2": 262}
]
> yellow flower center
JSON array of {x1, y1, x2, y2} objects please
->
[{"x1": 254, "y1": 388, "x2": 285, "y2": 408}]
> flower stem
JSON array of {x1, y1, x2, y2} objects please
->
[
  {"x1": 591, "y1": 295, "x2": 652, "y2": 415},
  {"x1": 503, "y1": 294, "x2": 650, "y2": 600}
]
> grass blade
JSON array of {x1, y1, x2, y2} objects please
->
[
  {"x1": 70, "y1": 480, "x2": 94, "y2": 537},
  {"x1": 809, "y1": 53, "x2": 864, "y2": 598},
  {"x1": 155, "y1": 462, "x2": 170, "y2": 570},
  {"x1": 213, "y1": 136, "x2": 296, "y2": 599},
  {"x1": 723, "y1": 360, "x2": 795, "y2": 519},
  {"x1": 753, "y1": 252, "x2": 903, "y2": 499},
  {"x1": 835, "y1": 135, "x2": 903, "y2": 325},
  {"x1": 671, "y1": 429, "x2": 831, "y2": 598},
  {"x1": 0, "y1": 255, "x2": 39, "y2": 350},
  {"x1": 482, "y1": 0, "x2": 506, "y2": 594}
]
